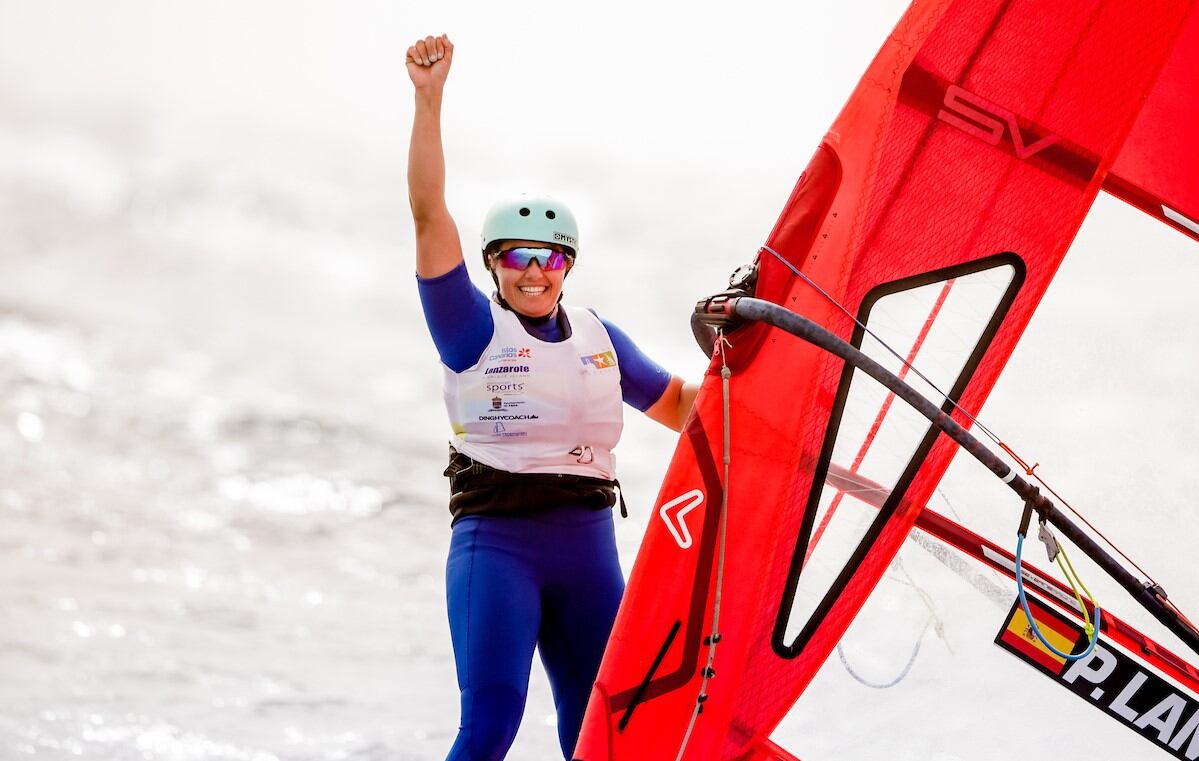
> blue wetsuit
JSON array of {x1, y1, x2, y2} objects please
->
[{"x1": 418, "y1": 263, "x2": 671, "y2": 760}]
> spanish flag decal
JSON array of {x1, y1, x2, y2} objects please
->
[
  {"x1": 995, "y1": 594, "x2": 1199, "y2": 759},
  {"x1": 997, "y1": 594, "x2": 1083, "y2": 674}
]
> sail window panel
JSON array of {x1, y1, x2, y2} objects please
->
[{"x1": 780, "y1": 261, "x2": 1018, "y2": 650}]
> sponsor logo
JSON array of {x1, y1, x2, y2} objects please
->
[
  {"x1": 492, "y1": 422, "x2": 526, "y2": 438},
  {"x1": 485, "y1": 382, "x2": 526, "y2": 393},
  {"x1": 570, "y1": 445, "x2": 594, "y2": 464},
  {"x1": 491, "y1": 397, "x2": 503, "y2": 410},
  {"x1": 487, "y1": 346, "x2": 532, "y2": 362},
  {"x1": 554, "y1": 232, "x2": 577, "y2": 246},
  {"x1": 484, "y1": 365, "x2": 530, "y2": 375},
  {"x1": 580, "y1": 351, "x2": 618, "y2": 370},
  {"x1": 937, "y1": 85, "x2": 1059, "y2": 160},
  {"x1": 478, "y1": 414, "x2": 539, "y2": 421},
  {"x1": 659, "y1": 490, "x2": 705, "y2": 549},
  {"x1": 995, "y1": 595, "x2": 1199, "y2": 758}
]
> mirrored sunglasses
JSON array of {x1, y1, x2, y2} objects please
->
[{"x1": 494, "y1": 247, "x2": 570, "y2": 271}]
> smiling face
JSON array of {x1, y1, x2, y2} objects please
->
[{"x1": 488, "y1": 239, "x2": 575, "y2": 318}]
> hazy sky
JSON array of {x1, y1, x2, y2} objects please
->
[
  {"x1": 0, "y1": 1, "x2": 905, "y2": 140},
  {"x1": 0, "y1": 0, "x2": 906, "y2": 238}
]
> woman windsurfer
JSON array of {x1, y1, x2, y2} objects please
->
[{"x1": 405, "y1": 34, "x2": 698, "y2": 761}]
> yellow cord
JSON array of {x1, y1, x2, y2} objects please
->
[{"x1": 1056, "y1": 545, "x2": 1099, "y2": 637}]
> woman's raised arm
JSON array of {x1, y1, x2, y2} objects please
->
[{"x1": 406, "y1": 34, "x2": 464, "y2": 279}]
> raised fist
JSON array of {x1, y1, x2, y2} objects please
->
[{"x1": 406, "y1": 34, "x2": 453, "y2": 90}]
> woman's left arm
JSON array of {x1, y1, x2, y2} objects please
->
[{"x1": 645, "y1": 376, "x2": 700, "y2": 432}]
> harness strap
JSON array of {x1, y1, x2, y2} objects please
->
[{"x1": 444, "y1": 447, "x2": 624, "y2": 521}]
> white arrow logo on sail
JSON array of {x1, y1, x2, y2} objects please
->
[{"x1": 659, "y1": 489, "x2": 705, "y2": 549}]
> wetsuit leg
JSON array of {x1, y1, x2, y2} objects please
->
[
  {"x1": 445, "y1": 517, "x2": 542, "y2": 761},
  {"x1": 533, "y1": 508, "x2": 626, "y2": 758}
]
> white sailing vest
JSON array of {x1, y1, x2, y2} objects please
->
[{"x1": 443, "y1": 301, "x2": 624, "y2": 479}]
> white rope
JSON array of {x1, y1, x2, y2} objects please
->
[{"x1": 674, "y1": 331, "x2": 733, "y2": 760}]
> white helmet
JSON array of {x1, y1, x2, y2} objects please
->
[{"x1": 480, "y1": 195, "x2": 579, "y2": 267}]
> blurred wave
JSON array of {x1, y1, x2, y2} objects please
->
[{"x1": 0, "y1": 90, "x2": 484, "y2": 758}]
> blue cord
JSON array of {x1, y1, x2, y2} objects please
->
[
  {"x1": 1015, "y1": 533, "x2": 1101, "y2": 661},
  {"x1": 837, "y1": 634, "x2": 924, "y2": 689}
]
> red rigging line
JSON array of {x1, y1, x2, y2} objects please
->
[{"x1": 764, "y1": 245, "x2": 996, "y2": 440}]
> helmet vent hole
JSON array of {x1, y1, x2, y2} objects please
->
[
  {"x1": 545, "y1": 210, "x2": 556, "y2": 220},
  {"x1": 519, "y1": 207, "x2": 531, "y2": 217}
]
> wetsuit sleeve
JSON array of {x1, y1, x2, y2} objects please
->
[
  {"x1": 600, "y1": 317, "x2": 673, "y2": 412},
  {"x1": 416, "y1": 262, "x2": 494, "y2": 372}
]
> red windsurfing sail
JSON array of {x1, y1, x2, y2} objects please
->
[
  {"x1": 575, "y1": 1, "x2": 1197, "y2": 759},
  {"x1": 1104, "y1": 6, "x2": 1199, "y2": 242}
]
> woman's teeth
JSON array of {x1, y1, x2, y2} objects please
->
[{"x1": 518, "y1": 286, "x2": 548, "y2": 295}]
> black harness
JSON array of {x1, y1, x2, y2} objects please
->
[{"x1": 444, "y1": 447, "x2": 626, "y2": 522}]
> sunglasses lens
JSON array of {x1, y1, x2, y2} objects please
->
[
  {"x1": 498, "y1": 248, "x2": 568, "y2": 271},
  {"x1": 498, "y1": 249, "x2": 531, "y2": 269}
]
